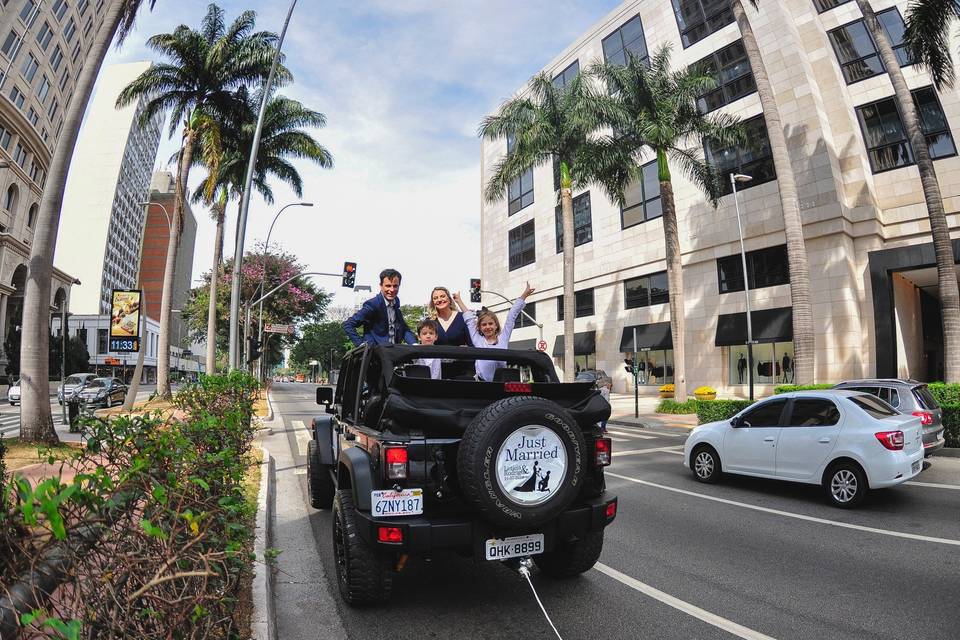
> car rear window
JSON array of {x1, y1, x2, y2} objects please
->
[
  {"x1": 849, "y1": 394, "x2": 898, "y2": 419},
  {"x1": 912, "y1": 386, "x2": 939, "y2": 410}
]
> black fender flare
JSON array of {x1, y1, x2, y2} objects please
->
[
  {"x1": 338, "y1": 447, "x2": 374, "y2": 511},
  {"x1": 311, "y1": 415, "x2": 335, "y2": 465}
]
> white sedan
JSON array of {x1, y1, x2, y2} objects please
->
[{"x1": 683, "y1": 391, "x2": 924, "y2": 507}]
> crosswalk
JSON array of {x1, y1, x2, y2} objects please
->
[{"x1": 0, "y1": 409, "x2": 68, "y2": 437}]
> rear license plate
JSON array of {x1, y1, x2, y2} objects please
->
[
  {"x1": 485, "y1": 534, "x2": 544, "y2": 561},
  {"x1": 371, "y1": 489, "x2": 423, "y2": 517},
  {"x1": 911, "y1": 460, "x2": 921, "y2": 474}
]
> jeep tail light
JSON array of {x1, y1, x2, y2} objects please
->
[
  {"x1": 605, "y1": 500, "x2": 617, "y2": 519},
  {"x1": 377, "y1": 526, "x2": 403, "y2": 544},
  {"x1": 595, "y1": 437, "x2": 612, "y2": 466},
  {"x1": 912, "y1": 411, "x2": 933, "y2": 426},
  {"x1": 875, "y1": 430, "x2": 904, "y2": 451},
  {"x1": 384, "y1": 447, "x2": 408, "y2": 480},
  {"x1": 504, "y1": 382, "x2": 532, "y2": 393}
]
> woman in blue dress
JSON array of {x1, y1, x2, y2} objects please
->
[{"x1": 428, "y1": 286, "x2": 470, "y2": 346}]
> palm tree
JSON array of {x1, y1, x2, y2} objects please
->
[
  {"x1": 731, "y1": 0, "x2": 816, "y2": 385},
  {"x1": 192, "y1": 91, "x2": 333, "y2": 373},
  {"x1": 19, "y1": 0, "x2": 157, "y2": 443},
  {"x1": 588, "y1": 46, "x2": 741, "y2": 402},
  {"x1": 116, "y1": 3, "x2": 287, "y2": 399},
  {"x1": 479, "y1": 72, "x2": 609, "y2": 381},
  {"x1": 890, "y1": 1, "x2": 960, "y2": 383}
]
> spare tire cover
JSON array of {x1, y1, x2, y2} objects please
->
[{"x1": 457, "y1": 396, "x2": 587, "y2": 528}]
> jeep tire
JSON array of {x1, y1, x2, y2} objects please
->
[
  {"x1": 457, "y1": 396, "x2": 587, "y2": 529},
  {"x1": 307, "y1": 440, "x2": 334, "y2": 509},
  {"x1": 332, "y1": 490, "x2": 393, "y2": 605},
  {"x1": 534, "y1": 530, "x2": 604, "y2": 578}
]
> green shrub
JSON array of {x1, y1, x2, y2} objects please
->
[
  {"x1": 656, "y1": 399, "x2": 698, "y2": 414},
  {"x1": 696, "y1": 399, "x2": 754, "y2": 424},
  {"x1": 774, "y1": 384, "x2": 834, "y2": 394},
  {"x1": 927, "y1": 383, "x2": 960, "y2": 406},
  {"x1": 941, "y1": 403, "x2": 960, "y2": 448}
]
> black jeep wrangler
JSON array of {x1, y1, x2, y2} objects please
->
[{"x1": 308, "y1": 344, "x2": 617, "y2": 605}]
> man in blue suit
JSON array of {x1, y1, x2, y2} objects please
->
[{"x1": 344, "y1": 268, "x2": 417, "y2": 346}]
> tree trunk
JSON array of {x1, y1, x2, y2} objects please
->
[
  {"x1": 19, "y1": 0, "x2": 126, "y2": 443},
  {"x1": 858, "y1": 0, "x2": 960, "y2": 382},
  {"x1": 156, "y1": 129, "x2": 195, "y2": 399},
  {"x1": 559, "y1": 161, "x2": 575, "y2": 382},
  {"x1": 121, "y1": 290, "x2": 146, "y2": 411},
  {"x1": 659, "y1": 152, "x2": 687, "y2": 402},
  {"x1": 733, "y1": 0, "x2": 815, "y2": 385},
  {"x1": 206, "y1": 204, "x2": 225, "y2": 375}
]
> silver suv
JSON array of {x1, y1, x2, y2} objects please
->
[
  {"x1": 833, "y1": 379, "x2": 945, "y2": 456},
  {"x1": 58, "y1": 373, "x2": 97, "y2": 405}
]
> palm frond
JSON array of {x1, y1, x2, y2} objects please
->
[{"x1": 904, "y1": 0, "x2": 959, "y2": 88}]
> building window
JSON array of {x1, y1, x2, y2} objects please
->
[
  {"x1": 717, "y1": 244, "x2": 789, "y2": 293},
  {"x1": 694, "y1": 39, "x2": 755, "y2": 113},
  {"x1": 36, "y1": 75, "x2": 50, "y2": 103},
  {"x1": 506, "y1": 132, "x2": 534, "y2": 215},
  {"x1": 20, "y1": 53, "x2": 38, "y2": 82},
  {"x1": 64, "y1": 18, "x2": 77, "y2": 43},
  {"x1": 552, "y1": 60, "x2": 579, "y2": 89},
  {"x1": 622, "y1": 160, "x2": 662, "y2": 228},
  {"x1": 50, "y1": 45, "x2": 64, "y2": 72},
  {"x1": 12, "y1": 142, "x2": 26, "y2": 166},
  {"x1": 856, "y1": 87, "x2": 956, "y2": 173},
  {"x1": 78, "y1": 0, "x2": 88, "y2": 14},
  {"x1": 814, "y1": 0, "x2": 851, "y2": 11},
  {"x1": 557, "y1": 288, "x2": 595, "y2": 320},
  {"x1": 0, "y1": 126, "x2": 10, "y2": 149},
  {"x1": 47, "y1": 98, "x2": 59, "y2": 119},
  {"x1": 828, "y1": 9, "x2": 913, "y2": 85},
  {"x1": 19, "y1": 0, "x2": 38, "y2": 24},
  {"x1": 70, "y1": 41, "x2": 80, "y2": 63},
  {"x1": 555, "y1": 191, "x2": 592, "y2": 253},
  {"x1": 508, "y1": 220, "x2": 536, "y2": 271},
  {"x1": 624, "y1": 271, "x2": 669, "y2": 309},
  {"x1": 4, "y1": 184, "x2": 17, "y2": 211},
  {"x1": 671, "y1": 0, "x2": 734, "y2": 48},
  {"x1": 633, "y1": 350, "x2": 674, "y2": 386},
  {"x1": 556, "y1": 353, "x2": 597, "y2": 376},
  {"x1": 602, "y1": 14, "x2": 648, "y2": 67},
  {"x1": 97, "y1": 328, "x2": 108, "y2": 354},
  {"x1": 704, "y1": 114, "x2": 776, "y2": 196},
  {"x1": 52, "y1": 0, "x2": 68, "y2": 21},
  {"x1": 1, "y1": 30, "x2": 21, "y2": 58},
  {"x1": 26, "y1": 107, "x2": 38, "y2": 126},
  {"x1": 516, "y1": 301, "x2": 537, "y2": 329},
  {"x1": 729, "y1": 341, "x2": 795, "y2": 384},
  {"x1": 82, "y1": 17, "x2": 93, "y2": 39},
  {"x1": 36, "y1": 21, "x2": 53, "y2": 50},
  {"x1": 28, "y1": 161, "x2": 40, "y2": 182},
  {"x1": 59, "y1": 67, "x2": 69, "y2": 91}
]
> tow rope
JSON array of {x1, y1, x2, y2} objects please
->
[{"x1": 516, "y1": 558, "x2": 564, "y2": 640}]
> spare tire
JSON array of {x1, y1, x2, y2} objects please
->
[{"x1": 457, "y1": 396, "x2": 587, "y2": 528}]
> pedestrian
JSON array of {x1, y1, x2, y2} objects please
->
[
  {"x1": 414, "y1": 318, "x2": 443, "y2": 379},
  {"x1": 427, "y1": 286, "x2": 470, "y2": 346},
  {"x1": 599, "y1": 382, "x2": 610, "y2": 432},
  {"x1": 453, "y1": 282, "x2": 535, "y2": 381},
  {"x1": 343, "y1": 268, "x2": 417, "y2": 346}
]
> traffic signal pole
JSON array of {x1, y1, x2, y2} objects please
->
[{"x1": 633, "y1": 327, "x2": 639, "y2": 419}]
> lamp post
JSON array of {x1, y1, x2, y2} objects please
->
[{"x1": 730, "y1": 173, "x2": 755, "y2": 401}]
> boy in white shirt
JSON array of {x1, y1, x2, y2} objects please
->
[{"x1": 414, "y1": 319, "x2": 442, "y2": 379}]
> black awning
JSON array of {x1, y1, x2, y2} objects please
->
[
  {"x1": 508, "y1": 338, "x2": 537, "y2": 351},
  {"x1": 552, "y1": 331, "x2": 597, "y2": 356},
  {"x1": 715, "y1": 307, "x2": 793, "y2": 346},
  {"x1": 619, "y1": 322, "x2": 673, "y2": 352}
]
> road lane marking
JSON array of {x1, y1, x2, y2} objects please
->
[
  {"x1": 594, "y1": 563, "x2": 776, "y2": 640},
  {"x1": 609, "y1": 436, "x2": 630, "y2": 442},
  {"x1": 606, "y1": 472, "x2": 960, "y2": 547},
  {"x1": 613, "y1": 446, "x2": 684, "y2": 457},
  {"x1": 292, "y1": 420, "x2": 311, "y2": 458},
  {"x1": 906, "y1": 480, "x2": 960, "y2": 490},
  {"x1": 607, "y1": 430, "x2": 657, "y2": 440}
]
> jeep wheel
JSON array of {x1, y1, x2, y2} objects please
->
[
  {"x1": 332, "y1": 490, "x2": 393, "y2": 605},
  {"x1": 457, "y1": 396, "x2": 587, "y2": 529},
  {"x1": 307, "y1": 440, "x2": 334, "y2": 509},
  {"x1": 534, "y1": 530, "x2": 604, "y2": 578}
]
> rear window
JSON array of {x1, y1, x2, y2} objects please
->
[
  {"x1": 849, "y1": 394, "x2": 898, "y2": 419},
  {"x1": 912, "y1": 386, "x2": 939, "y2": 410},
  {"x1": 65, "y1": 375, "x2": 87, "y2": 385}
]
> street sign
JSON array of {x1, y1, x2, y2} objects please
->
[
  {"x1": 104, "y1": 357, "x2": 121, "y2": 365},
  {"x1": 309, "y1": 359, "x2": 319, "y2": 365},
  {"x1": 264, "y1": 324, "x2": 295, "y2": 335},
  {"x1": 536, "y1": 340, "x2": 547, "y2": 352}
]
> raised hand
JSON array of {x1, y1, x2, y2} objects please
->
[{"x1": 521, "y1": 282, "x2": 536, "y2": 299}]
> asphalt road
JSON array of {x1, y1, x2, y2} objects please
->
[{"x1": 269, "y1": 382, "x2": 960, "y2": 640}]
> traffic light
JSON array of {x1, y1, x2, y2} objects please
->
[
  {"x1": 624, "y1": 357, "x2": 634, "y2": 374},
  {"x1": 342, "y1": 262, "x2": 357, "y2": 288},
  {"x1": 247, "y1": 337, "x2": 261, "y2": 363},
  {"x1": 470, "y1": 278, "x2": 481, "y2": 303}
]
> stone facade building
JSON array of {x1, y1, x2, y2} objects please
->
[{"x1": 480, "y1": 0, "x2": 960, "y2": 395}]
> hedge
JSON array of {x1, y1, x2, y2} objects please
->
[
  {"x1": 941, "y1": 403, "x2": 960, "y2": 448},
  {"x1": 696, "y1": 399, "x2": 754, "y2": 424},
  {"x1": 774, "y1": 384, "x2": 834, "y2": 394},
  {"x1": 927, "y1": 383, "x2": 960, "y2": 406},
  {"x1": 656, "y1": 399, "x2": 698, "y2": 414}
]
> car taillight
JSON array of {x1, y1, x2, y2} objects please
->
[
  {"x1": 504, "y1": 382, "x2": 532, "y2": 393},
  {"x1": 377, "y1": 526, "x2": 403, "y2": 544},
  {"x1": 605, "y1": 500, "x2": 617, "y2": 519},
  {"x1": 595, "y1": 437, "x2": 612, "y2": 466},
  {"x1": 912, "y1": 411, "x2": 933, "y2": 426},
  {"x1": 875, "y1": 430, "x2": 904, "y2": 451},
  {"x1": 384, "y1": 447, "x2": 408, "y2": 480}
]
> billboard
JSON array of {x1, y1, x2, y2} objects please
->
[{"x1": 110, "y1": 289, "x2": 142, "y2": 352}]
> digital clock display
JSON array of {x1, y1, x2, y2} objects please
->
[{"x1": 109, "y1": 337, "x2": 140, "y2": 353}]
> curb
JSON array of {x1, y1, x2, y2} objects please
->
[
  {"x1": 932, "y1": 447, "x2": 960, "y2": 458},
  {"x1": 265, "y1": 387, "x2": 275, "y2": 422},
  {"x1": 251, "y1": 447, "x2": 276, "y2": 640}
]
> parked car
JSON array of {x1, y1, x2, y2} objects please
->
[
  {"x1": 58, "y1": 373, "x2": 98, "y2": 405},
  {"x1": 575, "y1": 369, "x2": 612, "y2": 390},
  {"x1": 78, "y1": 377, "x2": 127, "y2": 408},
  {"x1": 7, "y1": 379, "x2": 20, "y2": 405},
  {"x1": 683, "y1": 391, "x2": 924, "y2": 508},
  {"x1": 833, "y1": 379, "x2": 946, "y2": 456}
]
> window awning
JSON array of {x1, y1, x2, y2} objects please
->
[
  {"x1": 552, "y1": 331, "x2": 596, "y2": 356},
  {"x1": 715, "y1": 307, "x2": 793, "y2": 346},
  {"x1": 619, "y1": 322, "x2": 673, "y2": 352},
  {"x1": 508, "y1": 338, "x2": 537, "y2": 351}
]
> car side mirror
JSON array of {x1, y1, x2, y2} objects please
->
[
  {"x1": 730, "y1": 416, "x2": 742, "y2": 427},
  {"x1": 316, "y1": 386, "x2": 333, "y2": 406}
]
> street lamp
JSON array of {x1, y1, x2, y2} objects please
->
[{"x1": 730, "y1": 173, "x2": 755, "y2": 401}]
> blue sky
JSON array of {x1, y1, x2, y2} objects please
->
[{"x1": 101, "y1": 0, "x2": 624, "y2": 309}]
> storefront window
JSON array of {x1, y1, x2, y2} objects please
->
[
  {"x1": 629, "y1": 349, "x2": 674, "y2": 385},
  {"x1": 728, "y1": 342, "x2": 794, "y2": 385},
  {"x1": 556, "y1": 353, "x2": 596, "y2": 375}
]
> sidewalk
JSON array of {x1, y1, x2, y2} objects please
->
[{"x1": 607, "y1": 392, "x2": 698, "y2": 430}]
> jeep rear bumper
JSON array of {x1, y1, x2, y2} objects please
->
[{"x1": 354, "y1": 493, "x2": 618, "y2": 556}]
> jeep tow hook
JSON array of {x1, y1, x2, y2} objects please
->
[
  {"x1": 395, "y1": 554, "x2": 409, "y2": 573},
  {"x1": 513, "y1": 558, "x2": 564, "y2": 640}
]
